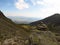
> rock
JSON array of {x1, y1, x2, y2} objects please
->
[
  {"x1": 25, "y1": 30, "x2": 58, "y2": 45},
  {"x1": 2, "y1": 37, "x2": 25, "y2": 45}
]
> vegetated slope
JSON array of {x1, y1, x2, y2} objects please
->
[
  {"x1": 28, "y1": 30, "x2": 58, "y2": 45},
  {"x1": 0, "y1": 11, "x2": 59, "y2": 45},
  {"x1": 30, "y1": 13, "x2": 60, "y2": 33},
  {"x1": 0, "y1": 11, "x2": 30, "y2": 42}
]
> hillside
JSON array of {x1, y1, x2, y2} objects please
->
[
  {"x1": 0, "y1": 11, "x2": 59, "y2": 45},
  {"x1": 30, "y1": 13, "x2": 60, "y2": 33},
  {"x1": 0, "y1": 11, "x2": 30, "y2": 41}
]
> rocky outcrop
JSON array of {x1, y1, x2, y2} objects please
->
[{"x1": 25, "y1": 30, "x2": 58, "y2": 45}]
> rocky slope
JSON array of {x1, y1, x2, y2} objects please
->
[
  {"x1": 30, "y1": 13, "x2": 60, "y2": 33},
  {"x1": 0, "y1": 11, "x2": 59, "y2": 45},
  {"x1": 0, "y1": 11, "x2": 30, "y2": 43}
]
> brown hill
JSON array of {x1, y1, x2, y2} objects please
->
[
  {"x1": 0, "y1": 11, "x2": 29, "y2": 42},
  {"x1": 0, "y1": 11, "x2": 59, "y2": 45},
  {"x1": 30, "y1": 13, "x2": 60, "y2": 33}
]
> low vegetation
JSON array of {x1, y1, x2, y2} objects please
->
[{"x1": 0, "y1": 11, "x2": 60, "y2": 45}]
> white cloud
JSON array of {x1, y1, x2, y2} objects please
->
[
  {"x1": 13, "y1": 0, "x2": 60, "y2": 18},
  {"x1": 38, "y1": 0, "x2": 60, "y2": 18},
  {"x1": 31, "y1": 0, "x2": 43, "y2": 5},
  {"x1": 15, "y1": 0, "x2": 29, "y2": 10},
  {"x1": 15, "y1": 0, "x2": 43, "y2": 10}
]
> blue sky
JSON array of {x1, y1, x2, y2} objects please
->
[{"x1": 0, "y1": 0, "x2": 60, "y2": 18}]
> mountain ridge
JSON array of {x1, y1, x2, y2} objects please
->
[
  {"x1": 0, "y1": 11, "x2": 6, "y2": 18},
  {"x1": 30, "y1": 13, "x2": 60, "y2": 33},
  {"x1": 0, "y1": 11, "x2": 30, "y2": 40}
]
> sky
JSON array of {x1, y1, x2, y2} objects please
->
[{"x1": 0, "y1": 0, "x2": 60, "y2": 18}]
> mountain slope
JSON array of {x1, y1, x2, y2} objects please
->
[
  {"x1": 0, "y1": 11, "x2": 30, "y2": 41},
  {"x1": 30, "y1": 13, "x2": 60, "y2": 33},
  {"x1": 0, "y1": 11, "x2": 59, "y2": 45}
]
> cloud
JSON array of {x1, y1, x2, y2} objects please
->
[
  {"x1": 38, "y1": 0, "x2": 60, "y2": 18},
  {"x1": 31, "y1": 0, "x2": 44, "y2": 5},
  {"x1": 14, "y1": 0, "x2": 60, "y2": 18},
  {"x1": 15, "y1": 0, "x2": 44, "y2": 10},
  {"x1": 15, "y1": 0, "x2": 29, "y2": 10}
]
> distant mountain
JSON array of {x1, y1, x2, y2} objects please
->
[
  {"x1": 30, "y1": 13, "x2": 60, "y2": 33},
  {"x1": 7, "y1": 16, "x2": 41, "y2": 24}
]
